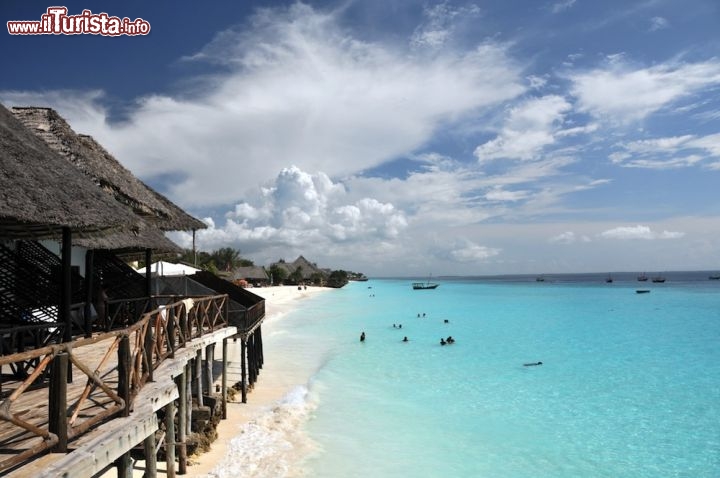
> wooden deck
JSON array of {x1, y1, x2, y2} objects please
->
[{"x1": 0, "y1": 294, "x2": 239, "y2": 477}]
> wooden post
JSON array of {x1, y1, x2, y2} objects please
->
[
  {"x1": 240, "y1": 338, "x2": 247, "y2": 403},
  {"x1": 204, "y1": 343, "x2": 215, "y2": 397},
  {"x1": 145, "y1": 322, "x2": 154, "y2": 382},
  {"x1": 164, "y1": 400, "x2": 176, "y2": 478},
  {"x1": 168, "y1": 306, "x2": 176, "y2": 357},
  {"x1": 177, "y1": 364, "x2": 188, "y2": 475},
  {"x1": 145, "y1": 248, "x2": 152, "y2": 298},
  {"x1": 116, "y1": 452, "x2": 133, "y2": 478},
  {"x1": 143, "y1": 431, "x2": 157, "y2": 478},
  {"x1": 222, "y1": 338, "x2": 228, "y2": 419},
  {"x1": 60, "y1": 227, "x2": 72, "y2": 344},
  {"x1": 195, "y1": 349, "x2": 204, "y2": 408},
  {"x1": 118, "y1": 335, "x2": 131, "y2": 417},
  {"x1": 257, "y1": 326, "x2": 264, "y2": 369},
  {"x1": 192, "y1": 229, "x2": 196, "y2": 266},
  {"x1": 83, "y1": 249, "x2": 94, "y2": 338},
  {"x1": 49, "y1": 352, "x2": 68, "y2": 452}
]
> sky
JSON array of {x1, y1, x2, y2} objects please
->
[{"x1": 2, "y1": 0, "x2": 719, "y2": 276}]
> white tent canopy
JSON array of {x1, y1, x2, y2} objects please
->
[{"x1": 136, "y1": 260, "x2": 200, "y2": 277}]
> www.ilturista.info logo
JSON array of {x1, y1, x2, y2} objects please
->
[{"x1": 7, "y1": 7, "x2": 151, "y2": 36}]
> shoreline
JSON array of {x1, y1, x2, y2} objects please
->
[{"x1": 102, "y1": 285, "x2": 332, "y2": 478}]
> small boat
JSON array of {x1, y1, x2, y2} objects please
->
[
  {"x1": 605, "y1": 276, "x2": 613, "y2": 283},
  {"x1": 413, "y1": 275, "x2": 439, "y2": 290},
  {"x1": 651, "y1": 276, "x2": 666, "y2": 283},
  {"x1": 535, "y1": 276, "x2": 545, "y2": 282},
  {"x1": 636, "y1": 289, "x2": 651, "y2": 294},
  {"x1": 412, "y1": 281, "x2": 439, "y2": 290},
  {"x1": 709, "y1": 275, "x2": 720, "y2": 280},
  {"x1": 637, "y1": 273, "x2": 648, "y2": 282}
]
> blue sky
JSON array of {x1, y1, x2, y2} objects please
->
[{"x1": 2, "y1": 0, "x2": 719, "y2": 276}]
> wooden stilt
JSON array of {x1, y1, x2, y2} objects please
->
[
  {"x1": 222, "y1": 338, "x2": 228, "y2": 419},
  {"x1": 177, "y1": 364, "x2": 188, "y2": 475},
  {"x1": 204, "y1": 343, "x2": 215, "y2": 398},
  {"x1": 143, "y1": 431, "x2": 157, "y2": 478},
  {"x1": 195, "y1": 349, "x2": 203, "y2": 408},
  {"x1": 116, "y1": 451, "x2": 133, "y2": 478},
  {"x1": 241, "y1": 338, "x2": 247, "y2": 403},
  {"x1": 165, "y1": 400, "x2": 176, "y2": 478}
]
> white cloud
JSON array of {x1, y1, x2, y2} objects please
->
[
  {"x1": 171, "y1": 166, "x2": 407, "y2": 264},
  {"x1": 435, "y1": 238, "x2": 501, "y2": 263},
  {"x1": 474, "y1": 95, "x2": 573, "y2": 161},
  {"x1": 649, "y1": 16, "x2": 669, "y2": 31},
  {"x1": 410, "y1": 2, "x2": 481, "y2": 49},
  {"x1": 552, "y1": 0, "x2": 577, "y2": 14},
  {"x1": 600, "y1": 225, "x2": 685, "y2": 240},
  {"x1": 549, "y1": 231, "x2": 577, "y2": 244},
  {"x1": 569, "y1": 59, "x2": 720, "y2": 123},
  {"x1": 610, "y1": 132, "x2": 720, "y2": 168},
  {"x1": 1, "y1": 3, "x2": 524, "y2": 208}
]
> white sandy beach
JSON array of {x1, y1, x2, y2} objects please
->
[{"x1": 103, "y1": 285, "x2": 331, "y2": 478}]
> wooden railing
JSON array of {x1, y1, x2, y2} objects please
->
[{"x1": 0, "y1": 294, "x2": 228, "y2": 474}]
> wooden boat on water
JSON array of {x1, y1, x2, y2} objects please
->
[
  {"x1": 651, "y1": 276, "x2": 666, "y2": 283},
  {"x1": 413, "y1": 281, "x2": 439, "y2": 290},
  {"x1": 637, "y1": 273, "x2": 648, "y2": 282},
  {"x1": 636, "y1": 289, "x2": 651, "y2": 294}
]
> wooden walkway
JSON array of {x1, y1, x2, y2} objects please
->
[{"x1": 0, "y1": 294, "x2": 252, "y2": 477}]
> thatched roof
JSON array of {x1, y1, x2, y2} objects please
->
[
  {"x1": 74, "y1": 224, "x2": 182, "y2": 256},
  {"x1": 270, "y1": 255, "x2": 324, "y2": 279},
  {"x1": 232, "y1": 266, "x2": 269, "y2": 281},
  {"x1": 11, "y1": 107, "x2": 206, "y2": 232},
  {"x1": 0, "y1": 103, "x2": 141, "y2": 239}
]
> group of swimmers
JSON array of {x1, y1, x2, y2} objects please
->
[{"x1": 440, "y1": 336, "x2": 455, "y2": 346}]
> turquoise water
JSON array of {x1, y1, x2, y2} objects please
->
[{"x1": 212, "y1": 275, "x2": 720, "y2": 477}]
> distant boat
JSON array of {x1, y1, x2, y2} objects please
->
[
  {"x1": 637, "y1": 273, "x2": 648, "y2": 282},
  {"x1": 535, "y1": 276, "x2": 545, "y2": 282},
  {"x1": 413, "y1": 275, "x2": 439, "y2": 290},
  {"x1": 651, "y1": 276, "x2": 666, "y2": 283},
  {"x1": 605, "y1": 276, "x2": 613, "y2": 283},
  {"x1": 709, "y1": 275, "x2": 720, "y2": 280},
  {"x1": 412, "y1": 281, "x2": 439, "y2": 290},
  {"x1": 636, "y1": 289, "x2": 651, "y2": 294}
]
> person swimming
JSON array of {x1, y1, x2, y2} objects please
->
[
  {"x1": 402, "y1": 336, "x2": 408, "y2": 342},
  {"x1": 440, "y1": 338, "x2": 446, "y2": 345},
  {"x1": 360, "y1": 332, "x2": 366, "y2": 342},
  {"x1": 446, "y1": 336, "x2": 455, "y2": 344},
  {"x1": 523, "y1": 361, "x2": 542, "y2": 366}
]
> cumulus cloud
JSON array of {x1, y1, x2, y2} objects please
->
[
  {"x1": 600, "y1": 225, "x2": 685, "y2": 240},
  {"x1": 171, "y1": 166, "x2": 407, "y2": 263},
  {"x1": 474, "y1": 95, "x2": 574, "y2": 161},
  {"x1": 569, "y1": 59, "x2": 720, "y2": 123}
]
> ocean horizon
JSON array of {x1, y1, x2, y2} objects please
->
[{"x1": 207, "y1": 272, "x2": 719, "y2": 477}]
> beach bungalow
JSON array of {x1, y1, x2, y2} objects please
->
[
  {"x1": 231, "y1": 265, "x2": 270, "y2": 287},
  {"x1": 0, "y1": 104, "x2": 265, "y2": 477},
  {"x1": 269, "y1": 255, "x2": 326, "y2": 285}
]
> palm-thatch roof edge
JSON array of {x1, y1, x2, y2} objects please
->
[{"x1": 0, "y1": 103, "x2": 141, "y2": 239}]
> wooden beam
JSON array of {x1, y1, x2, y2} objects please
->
[
  {"x1": 222, "y1": 338, "x2": 228, "y2": 419},
  {"x1": 143, "y1": 430, "x2": 157, "y2": 478}
]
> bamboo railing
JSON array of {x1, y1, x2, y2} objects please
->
[{"x1": 0, "y1": 294, "x2": 228, "y2": 473}]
